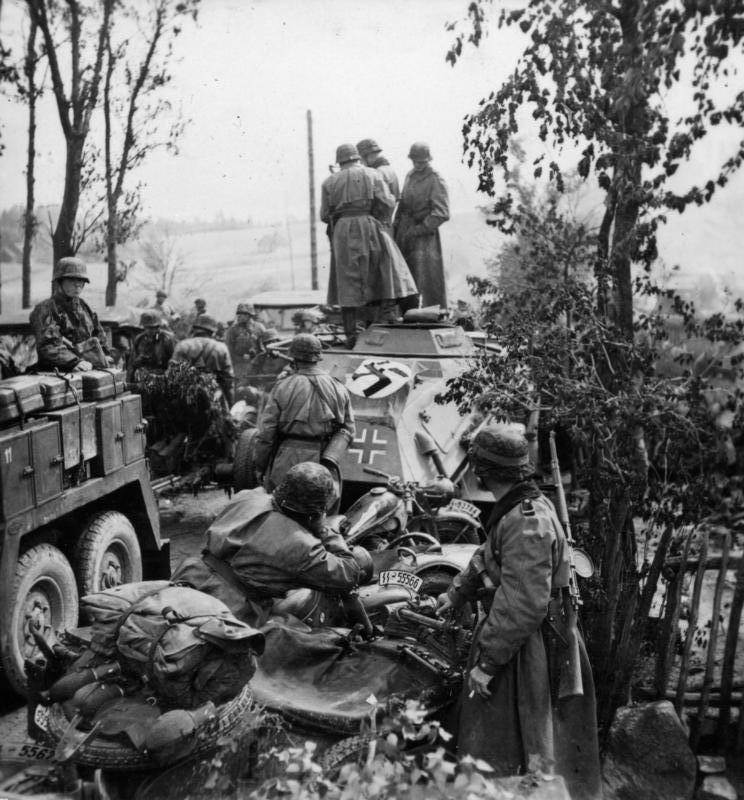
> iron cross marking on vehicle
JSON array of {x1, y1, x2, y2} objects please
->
[{"x1": 348, "y1": 426, "x2": 388, "y2": 465}]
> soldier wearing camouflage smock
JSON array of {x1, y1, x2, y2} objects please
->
[
  {"x1": 438, "y1": 424, "x2": 601, "y2": 800},
  {"x1": 394, "y1": 142, "x2": 450, "y2": 310},
  {"x1": 130, "y1": 311, "x2": 176, "y2": 380},
  {"x1": 253, "y1": 333, "x2": 354, "y2": 497},
  {"x1": 170, "y1": 313, "x2": 235, "y2": 406},
  {"x1": 30, "y1": 257, "x2": 110, "y2": 372}
]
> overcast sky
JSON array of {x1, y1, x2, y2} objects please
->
[
  {"x1": 1, "y1": 0, "x2": 743, "y2": 292},
  {"x1": 0, "y1": 0, "x2": 525, "y2": 222}
]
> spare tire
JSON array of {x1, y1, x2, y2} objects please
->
[{"x1": 234, "y1": 428, "x2": 259, "y2": 490}]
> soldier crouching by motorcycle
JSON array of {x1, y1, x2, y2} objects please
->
[
  {"x1": 171, "y1": 462, "x2": 373, "y2": 629},
  {"x1": 436, "y1": 423, "x2": 602, "y2": 800},
  {"x1": 252, "y1": 332, "x2": 354, "y2": 512}
]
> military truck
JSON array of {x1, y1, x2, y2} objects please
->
[{"x1": 0, "y1": 370, "x2": 169, "y2": 695}]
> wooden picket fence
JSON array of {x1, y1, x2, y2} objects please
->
[{"x1": 639, "y1": 526, "x2": 744, "y2": 754}]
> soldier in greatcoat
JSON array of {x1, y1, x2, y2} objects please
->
[
  {"x1": 356, "y1": 137, "x2": 419, "y2": 321},
  {"x1": 171, "y1": 462, "x2": 371, "y2": 628},
  {"x1": 394, "y1": 142, "x2": 450, "y2": 310},
  {"x1": 438, "y1": 424, "x2": 602, "y2": 800},
  {"x1": 253, "y1": 333, "x2": 354, "y2": 504},
  {"x1": 322, "y1": 143, "x2": 416, "y2": 346},
  {"x1": 30, "y1": 257, "x2": 111, "y2": 372}
]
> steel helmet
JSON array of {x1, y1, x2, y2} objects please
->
[
  {"x1": 156, "y1": 290, "x2": 167, "y2": 299},
  {"x1": 408, "y1": 141, "x2": 432, "y2": 160},
  {"x1": 469, "y1": 423, "x2": 533, "y2": 479},
  {"x1": 195, "y1": 298, "x2": 207, "y2": 308},
  {"x1": 192, "y1": 313, "x2": 218, "y2": 334},
  {"x1": 140, "y1": 310, "x2": 163, "y2": 328},
  {"x1": 335, "y1": 143, "x2": 360, "y2": 165},
  {"x1": 262, "y1": 328, "x2": 280, "y2": 345},
  {"x1": 356, "y1": 138, "x2": 381, "y2": 157},
  {"x1": 53, "y1": 257, "x2": 89, "y2": 283},
  {"x1": 289, "y1": 333, "x2": 322, "y2": 362},
  {"x1": 274, "y1": 462, "x2": 335, "y2": 515},
  {"x1": 236, "y1": 302, "x2": 256, "y2": 316}
]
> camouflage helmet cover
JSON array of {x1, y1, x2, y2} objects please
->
[
  {"x1": 236, "y1": 302, "x2": 256, "y2": 316},
  {"x1": 53, "y1": 257, "x2": 89, "y2": 283},
  {"x1": 289, "y1": 333, "x2": 322, "y2": 362},
  {"x1": 140, "y1": 310, "x2": 163, "y2": 328},
  {"x1": 408, "y1": 141, "x2": 432, "y2": 160},
  {"x1": 335, "y1": 143, "x2": 360, "y2": 164},
  {"x1": 356, "y1": 138, "x2": 381, "y2": 157},
  {"x1": 469, "y1": 423, "x2": 531, "y2": 475},
  {"x1": 192, "y1": 313, "x2": 218, "y2": 334},
  {"x1": 274, "y1": 462, "x2": 335, "y2": 515}
]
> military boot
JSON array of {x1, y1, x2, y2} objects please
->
[{"x1": 341, "y1": 307, "x2": 357, "y2": 349}]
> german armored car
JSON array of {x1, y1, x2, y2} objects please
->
[
  {"x1": 235, "y1": 320, "x2": 493, "y2": 515},
  {"x1": 0, "y1": 370, "x2": 169, "y2": 695}
]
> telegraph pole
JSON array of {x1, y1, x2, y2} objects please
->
[{"x1": 307, "y1": 110, "x2": 318, "y2": 290}]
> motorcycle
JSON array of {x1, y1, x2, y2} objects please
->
[{"x1": 339, "y1": 467, "x2": 485, "y2": 550}]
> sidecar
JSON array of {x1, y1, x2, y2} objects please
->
[{"x1": 249, "y1": 598, "x2": 470, "y2": 737}]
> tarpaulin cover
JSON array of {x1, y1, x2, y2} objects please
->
[{"x1": 249, "y1": 617, "x2": 454, "y2": 734}]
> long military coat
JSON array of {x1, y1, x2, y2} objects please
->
[
  {"x1": 253, "y1": 364, "x2": 354, "y2": 490},
  {"x1": 322, "y1": 163, "x2": 416, "y2": 306},
  {"x1": 171, "y1": 488, "x2": 360, "y2": 627},
  {"x1": 448, "y1": 487, "x2": 602, "y2": 800},
  {"x1": 394, "y1": 165, "x2": 449, "y2": 308},
  {"x1": 30, "y1": 291, "x2": 108, "y2": 371}
]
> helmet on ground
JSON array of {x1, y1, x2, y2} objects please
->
[
  {"x1": 469, "y1": 423, "x2": 533, "y2": 479},
  {"x1": 236, "y1": 302, "x2": 256, "y2": 316},
  {"x1": 156, "y1": 290, "x2": 167, "y2": 299},
  {"x1": 356, "y1": 138, "x2": 381, "y2": 157},
  {"x1": 335, "y1": 143, "x2": 360, "y2": 165},
  {"x1": 192, "y1": 313, "x2": 218, "y2": 334},
  {"x1": 140, "y1": 310, "x2": 163, "y2": 328},
  {"x1": 289, "y1": 333, "x2": 322, "y2": 362},
  {"x1": 262, "y1": 328, "x2": 280, "y2": 345},
  {"x1": 408, "y1": 141, "x2": 432, "y2": 160},
  {"x1": 274, "y1": 462, "x2": 335, "y2": 516},
  {"x1": 53, "y1": 257, "x2": 89, "y2": 283},
  {"x1": 195, "y1": 298, "x2": 207, "y2": 308}
]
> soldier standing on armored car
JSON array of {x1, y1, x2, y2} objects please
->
[
  {"x1": 30, "y1": 256, "x2": 112, "y2": 372},
  {"x1": 253, "y1": 333, "x2": 354, "y2": 505}
]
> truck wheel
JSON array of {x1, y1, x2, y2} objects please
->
[
  {"x1": 2, "y1": 544, "x2": 78, "y2": 697},
  {"x1": 75, "y1": 511, "x2": 142, "y2": 598},
  {"x1": 233, "y1": 428, "x2": 259, "y2": 490}
]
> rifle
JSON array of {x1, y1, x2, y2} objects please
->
[
  {"x1": 549, "y1": 431, "x2": 582, "y2": 610},
  {"x1": 547, "y1": 430, "x2": 585, "y2": 700}
]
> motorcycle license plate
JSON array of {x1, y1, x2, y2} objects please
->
[{"x1": 378, "y1": 570, "x2": 423, "y2": 593}]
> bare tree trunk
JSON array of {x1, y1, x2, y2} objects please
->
[
  {"x1": 103, "y1": 33, "x2": 117, "y2": 307},
  {"x1": 22, "y1": 16, "x2": 38, "y2": 309}
]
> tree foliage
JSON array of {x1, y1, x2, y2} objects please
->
[
  {"x1": 441, "y1": 178, "x2": 744, "y2": 729},
  {"x1": 447, "y1": 0, "x2": 744, "y2": 337}
]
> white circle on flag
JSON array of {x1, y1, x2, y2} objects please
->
[{"x1": 347, "y1": 359, "x2": 412, "y2": 398}]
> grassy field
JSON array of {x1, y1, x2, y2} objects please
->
[{"x1": 0, "y1": 211, "x2": 502, "y2": 324}]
